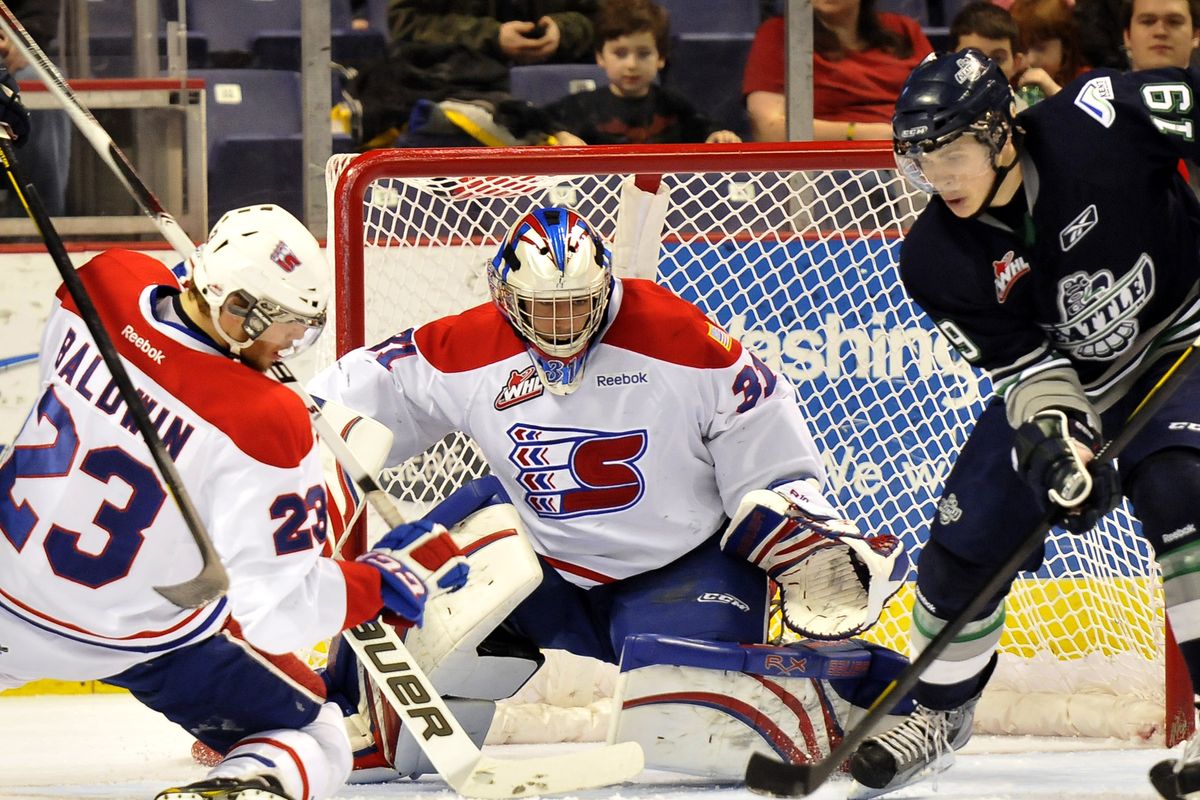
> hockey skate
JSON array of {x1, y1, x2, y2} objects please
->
[
  {"x1": 1150, "y1": 727, "x2": 1200, "y2": 800},
  {"x1": 155, "y1": 775, "x2": 291, "y2": 800},
  {"x1": 847, "y1": 697, "x2": 977, "y2": 797}
]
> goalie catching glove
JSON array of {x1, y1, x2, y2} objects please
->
[
  {"x1": 357, "y1": 519, "x2": 470, "y2": 627},
  {"x1": 1013, "y1": 408, "x2": 1121, "y2": 533},
  {"x1": 720, "y1": 479, "x2": 906, "y2": 639}
]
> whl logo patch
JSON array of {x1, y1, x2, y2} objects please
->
[
  {"x1": 993, "y1": 251, "x2": 1031, "y2": 303},
  {"x1": 494, "y1": 366, "x2": 544, "y2": 410}
]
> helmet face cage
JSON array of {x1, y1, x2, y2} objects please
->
[
  {"x1": 892, "y1": 49, "x2": 1016, "y2": 193},
  {"x1": 488, "y1": 207, "x2": 613, "y2": 393}
]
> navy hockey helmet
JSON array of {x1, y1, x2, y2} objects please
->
[{"x1": 892, "y1": 49, "x2": 1017, "y2": 191}]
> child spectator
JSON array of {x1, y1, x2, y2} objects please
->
[
  {"x1": 1010, "y1": 0, "x2": 1090, "y2": 98},
  {"x1": 950, "y1": 1, "x2": 1027, "y2": 80},
  {"x1": 543, "y1": 0, "x2": 741, "y2": 145},
  {"x1": 742, "y1": 0, "x2": 933, "y2": 141}
]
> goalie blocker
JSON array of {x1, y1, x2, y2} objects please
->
[{"x1": 610, "y1": 633, "x2": 913, "y2": 779}]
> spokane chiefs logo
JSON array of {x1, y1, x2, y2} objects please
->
[
  {"x1": 508, "y1": 423, "x2": 647, "y2": 519},
  {"x1": 270, "y1": 241, "x2": 301, "y2": 272},
  {"x1": 495, "y1": 366, "x2": 544, "y2": 410}
]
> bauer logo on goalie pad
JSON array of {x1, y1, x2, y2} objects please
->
[{"x1": 494, "y1": 366, "x2": 544, "y2": 410}]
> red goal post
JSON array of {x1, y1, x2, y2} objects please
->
[{"x1": 323, "y1": 142, "x2": 1192, "y2": 746}]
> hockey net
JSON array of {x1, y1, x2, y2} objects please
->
[{"x1": 319, "y1": 142, "x2": 1191, "y2": 747}]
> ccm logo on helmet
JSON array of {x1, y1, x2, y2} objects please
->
[
  {"x1": 1169, "y1": 422, "x2": 1200, "y2": 432},
  {"x1": 900, "y1": 125, "x2": 928, "y2": 137},
  {"x1": 270, "y1": 241, "x2": 301, "y2": 273},
  {"x1": 121, "y1": 325, "x2": 165, "y2": 364}
]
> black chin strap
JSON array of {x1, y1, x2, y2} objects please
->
[{"x1": 969, "y1": 155, "x2": 1019, "y2": 220}]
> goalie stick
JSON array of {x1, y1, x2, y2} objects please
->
[
  {"x1": 0, "y1": 134, "x2": 227, "y2": 609},
  {"x1": 745, "y1": 336, "x2": 1200, "y2": 797},
  {"x1": 269, "y1": 363, "x2": 646, "y2": 798}
]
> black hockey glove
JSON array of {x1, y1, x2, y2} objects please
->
[
  {"x1": 0, "y1": 67, "x2": 29, "y2": 146},
  {"x1": 1013, "y1": 409, "x2": 1121, "y2": 533}
]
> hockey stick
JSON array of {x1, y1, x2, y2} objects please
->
[
  {"x1": 745, "y1": 337, "x2": 1200, "y2": 797},
  {"x1": 0, "y1": 136, "x2": 228, "y2": 608},
  {"x1": 268, "y1": 363, "x2": 645, "y2": 798},
  {"x1": 0, "y1": 1, "x2": 193, "y2": 254}
]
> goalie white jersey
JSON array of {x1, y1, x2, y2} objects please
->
[
  {"x1": 309, "y1": 278, "x2": 826, "y2": 587},
  {"x1": 0, "y1": 251, "x2": 357, "y2": 683}
]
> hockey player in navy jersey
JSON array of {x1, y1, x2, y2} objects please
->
[
  {"x1": 309, "y1": 204, "x2": 914, "y2": 780},
  {"x1": 847, "y1": 49, "x2": 1200, "y2": 798},
  {"x1": 0, "y1": 203, "x2": 469, "y2": 800}
]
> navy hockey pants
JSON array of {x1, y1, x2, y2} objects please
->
[{"x1": 501, "y1": 532, "x2": 770, "y2": 664}]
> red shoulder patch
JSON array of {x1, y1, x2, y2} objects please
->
[
  {"x1": 602, "y1": 280, "x2": 742, "y2": 369},
  {"x1": 60, "y1": 251, "x2": 313, "y2": 468},
  {"x1": 413, "y1": 302, "x2": 526, "y2": 373}
]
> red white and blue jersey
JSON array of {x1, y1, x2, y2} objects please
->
[
  {"x1": 309, "y1": 279, "x2": 826, "y2": 587},
  {"x1": 0, "y1": 251, "x2": 368, "y2": 683}
]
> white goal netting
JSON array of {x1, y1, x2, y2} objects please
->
[{"x1": 318, "y1": 143, "x2": 1189, "y2": 746}]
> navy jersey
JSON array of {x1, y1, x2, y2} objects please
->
[{"x1": 900, "y1": 67, "x2": 1200, "y2": 417}]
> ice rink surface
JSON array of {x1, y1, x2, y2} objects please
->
[{"x1": 0, "y1": 694, "x2": 1179, "y2": 800}]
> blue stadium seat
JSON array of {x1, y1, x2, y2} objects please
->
[
  {"x1": 191, "y1": 69, "x2": 303, "y2": 226},
  {"x1": 86, "y1": 0, "x2": 207, "y2": 76},
  {"x1": 662, "y1": 33, "x2": 755, "y2": 137},
  {"x1": 657, "y1": 0, "x2": 761, "y2": 34},
  {"x1": 253, "y1": 29, "x2": 387, "y2": 71},
  {"x1": 188, "y1": 0, "x2": 301, "y2": 58},
  {"x1": 509, "y1": 64, "x2": 608, "y2": 108}
]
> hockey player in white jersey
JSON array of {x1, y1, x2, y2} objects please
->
[
  {"x1": 0, "y1": 204, "x2": 469, "y2": 800},
  {"x1": 309, "y1": 204, "x2": 911, "y2": 779}
]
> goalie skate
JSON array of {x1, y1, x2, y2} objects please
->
[{"x1": 155, "y1": 776, "x2": 290, "y2": 800}]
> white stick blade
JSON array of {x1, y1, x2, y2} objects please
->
[{"x1": 455, "y1": 742, "x2": 644, "y2": 798}]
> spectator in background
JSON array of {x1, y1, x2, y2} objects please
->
[
  {"x1": 950, "y1": 1, "x2": 1027, "y2": 80},
  {"x1": 0, "y1": 0, "x2": 70, "y2": 217},
  {"x1": 742, "y1": 0, "x2": 932, "y2": 141},
  {"x1": 387, "y1": 0, "x2": 600, "y2": 65},
  {"x1": 544, "y1": 0, "x2": 742, "y2": 145},
  {"x1": 1123, "y1": 0, "x2": 1200, "y2": 68},
  {"x1": 1010, "y1": 0, "x2": 1090, "y2": 98}
]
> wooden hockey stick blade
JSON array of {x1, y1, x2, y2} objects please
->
[
  {"x1": 0, "y1": 138, "x2": 227, "y2": 608},
  {"x1": 344, "y1": 621, "x2": 643, "y2": 799},
  {"x1": 745, "y1": 337, "x2": 1200, "y2": 797}
]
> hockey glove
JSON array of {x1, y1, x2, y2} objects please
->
[
  {"x1": 0, "y1": 68, "x2": 29, "y2": 145},
  {"x1": 1013, "y1": 409, "x2": 1121, "y2": 533},
  {"x1": 721, "y1": 479, "x2": 907, "y2": 639},
  {"x1": 357, "y1": 519, "x2": 469, "y2": 626}
]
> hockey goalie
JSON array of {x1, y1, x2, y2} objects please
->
[{"x1": 301, "y1": 189, "x2": 916, "y2": 785}]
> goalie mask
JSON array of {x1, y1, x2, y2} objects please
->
[
  {"x1": 188, "y1": 204, "x2": 329, "y2": 360},
  {"x1": 488, "y1": 207, "x2": 613, "y2": 395},
  {"x1": 892, "y1": 49, "x2": 1017, "y2": 199}
]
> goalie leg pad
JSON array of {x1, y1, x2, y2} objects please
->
[
  {"x1": 397, "y1": 477, "x2": 544, "y2": 696},
  {"x1": 608, "y1": 633, "x2": 912, "y2": 779}
]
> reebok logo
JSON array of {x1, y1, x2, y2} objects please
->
[
  {"x1": 1164, "y1": 523, "x2": 1197, "y2": 544},
  {"x1": 596, "y1": 372, "x2": 648, "y2": 387},
  {"x1": 121, "y1": 325, "x2": 165, "y2": 364},
  {"x1": 1059, "y1": 205, "x2": 1098, "y2": 252}
]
